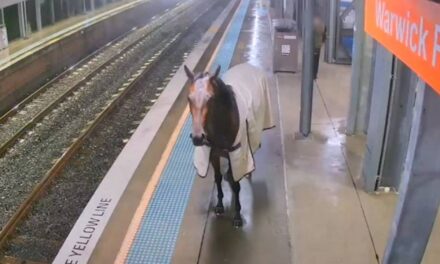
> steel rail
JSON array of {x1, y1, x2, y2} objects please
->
[
  {"x1": 0, "y1": 2, "x2": 192, "y2": 158},
  {"x1": 0, "y1": 0, "x2": 216, "y2": 249},
  {"x1": 0, "y1": 34, "x2": 180, "y2": 249}
]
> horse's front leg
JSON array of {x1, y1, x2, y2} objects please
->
[
  {"x1": 227, "y1": 168, "x2": 242, "y2": 227},
  {"x1": 211, "y1": 154, "x2": 224, "y2": 216}
]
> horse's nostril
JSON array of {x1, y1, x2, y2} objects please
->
[{"x1": 192, "y1": 136, "x2": 204, "y2": 146}]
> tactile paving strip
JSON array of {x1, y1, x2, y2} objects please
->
[
  {"x1": 126, "y1": 119, "x2": 195, "y2": 264},
  {"x1": 125, "y1": 0, "x2": 251, "y2": 262}
]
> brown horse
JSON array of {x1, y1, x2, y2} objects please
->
[
  {"x1": 184, "y1": 63, "x2": 274, "y2": 227},
  {"x1": 185, "y1": 65, "x2": 243, "y2": 227}
]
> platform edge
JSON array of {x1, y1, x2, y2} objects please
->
[{"x1": 52, "y1": 1, "x2": 240, "y2": 263}]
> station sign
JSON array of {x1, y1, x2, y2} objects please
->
[{"x1": 365, "y1": 0, "x2": 440, "y2": 94}]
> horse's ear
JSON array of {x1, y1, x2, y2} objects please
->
[
  {"x1": 213, "y1": 65, "x2": 221, "y2": 78},
  {"x1": 184, "y1": 65, "x2": 194, "y2": 81}
]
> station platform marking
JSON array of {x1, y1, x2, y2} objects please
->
[{"x1": 115, "y1": 0, "x2": 251, "y2": 263}]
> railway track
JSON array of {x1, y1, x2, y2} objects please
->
[
  {"x1": 0, "y1": 0, "x2": 193, "y2": 158},
  {"x1": 0, "y1": 0, "x2": 224, "y2": 258},
  {"x1": 0, "y1": 35, "x2": 180, "y2": 250}
]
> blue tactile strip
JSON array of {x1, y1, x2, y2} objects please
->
[{"x1": 125, "y1": 0, "x2": 251, "y2": 263}]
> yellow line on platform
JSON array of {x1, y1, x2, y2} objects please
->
[
  {"x1": 114, "y1": 0, "x2": 238, "y2": 261},
  {"x1": 114, "y1": 106, "x2": 190, "y2": 264}
]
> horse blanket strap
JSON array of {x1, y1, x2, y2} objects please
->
[
  {"x1": 217, "y1": 142, "x2": 242, "y2": 158},
  {"x1": 193, "y1": 63, "x2": 275, "y2": 181},
  {"x1": 201, "y1": 141, "x2": 241, "y2": 153},
  {"x1": 229, "y1": 142, "x2": 242, "y2": 152}
]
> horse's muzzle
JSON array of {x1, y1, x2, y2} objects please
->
[{"x1": 190, "y1": 133, "x2": 206, "y2": 147}]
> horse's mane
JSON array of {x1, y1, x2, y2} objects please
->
[
  {"x1": 205, "y1": 75, "x2": 239, "y2": 149},
  {"x1": 210, "y1": 76, "x2": 235, "y2": 105}
]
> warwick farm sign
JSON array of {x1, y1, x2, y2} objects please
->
[{"x1": 365, "y1": 0, "x2": 440, "y2": 94}]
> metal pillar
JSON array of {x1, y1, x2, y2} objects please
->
[
  {"x1": 362, "y1": 44, "x2": 394, "y2": 192},
  {"x1": 347, "y1": 0, "x2": 374, "y2": 135},
  {"x1": 50, "y1": 0, "x2": 55, "y2": 24},
  {"x1": 18, "y1": 1, "x2": 29, "y2": 38},
  {"x1": 91, "y1": 0, "x2": 95, "y2": 11},
  {"x1": 380, "y1": 61, "x2": 417, "y2": 190},
  {"x1": 299, "y1": 0, "x2": 314, "y2": 136},
  {"x1": 294, "y1": 0, "x2": 299, "y2": 22},
  {"x1": 383, "y1": 83, "x2": 440, "y2": 264},
  {"x1": 35, "y1": 0, "x2": 42, "y2": 31},
  {"x1": 66, "y1": 0, "x2": 72, "y2": 17},
  {"x1": 325, "y1": 0, "x2": 337, "y2": 63},
  {"x1": 297, "y1": 0, "x2": 303, "y2": 36},
  {"x1": 0, "y1": 8, "x2": 4, "y2": 25}
]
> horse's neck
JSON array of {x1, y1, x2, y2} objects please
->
[{"x1": 205, "y1": 82, "x2": 239, "y2": 149}]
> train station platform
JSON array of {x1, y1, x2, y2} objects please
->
[
  {"x1": 53, "y1": 0, "x2": 440, "y2": 263},
  {"x1": 0, "y1": 0, "x2": 146, "y2": 71}
]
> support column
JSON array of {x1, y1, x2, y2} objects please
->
[
  {"x1": 347, "y1": 0, "x2": 374, "y2": 135},
  {"x1": 362, "y1": 44, "x2": 394, "y2": 192},
  {"x1": 383, "y1": 83, "x2": 440, "y2": 263},
  {"x1": 294, "y1": 0, "x2": 298, "y2": 21},
  {"x1": 50, "y1": 0, "x2": 55, "y2": 24},
  {"x1": 18, "y1": 1, "x2": 28, "y2": 38},
  {"x1": 299, "y1": 0, "x2": 314, "y2": 136},
  {"x1": 35, "y1": 0, "x2": 42, "y2": 31},
  {"x1": 325, "y1": 0, "x2": 337, "y2": 63},
  {"x1": 0, "y1": 8, "x2": 4, "y2": 25},
  {"x1": 91, "y1": 0, "x2": 96, "y2": 11},
  {"x1": 297, "y1": 0, "x2": 303, "y2": 36},
  {"x1": 82, "y1": 0, "x2": 87, "y2": 13},
  {"x1": 66, "y1": 0, "x2": 71, "y2": 17}
]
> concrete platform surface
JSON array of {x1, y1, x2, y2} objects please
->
[
  {"x1": 173, "y1": 0, "x2": 291, "y2": 263},
  {"x1": 52, "y1": 0, "x2": 440, "y2": 262},
  {"x1": 172, "y1": 0, "x2": 440, "y2": 263},
  {"x1": 278, "y1": 34, "x2": 440, "y2": 264}
]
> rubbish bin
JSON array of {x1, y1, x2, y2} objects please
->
[
  {"x1": 273, "y1": 19, "x2": 298, "y2": 73},
  {"x1": 0, "y1": 25, "x2": 8, "y2": 50}
]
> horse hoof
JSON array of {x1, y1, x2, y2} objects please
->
[
  {"x1": 233, "y1": 217, "x2": 243, "y2": 228},
  {"x1": 214, "y1": 206, "x2": 224, "y2": 216}
]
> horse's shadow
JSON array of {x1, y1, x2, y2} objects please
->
[{"x1": 199, "y1": 176, "x2": 270, "y2": 260}]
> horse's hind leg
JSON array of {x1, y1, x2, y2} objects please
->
[
  {"x1": 214, "y1": 172, "x2": 224, "y2": 215},
  {"x1": 211, "y1": 155, "x2": 224, "y2": 215},
  {"x1": 227, "y1": 175, "x2": 242, "y2": 227}
]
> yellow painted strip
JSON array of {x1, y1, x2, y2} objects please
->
[
  {"x1": 114, "y1": 106, "x2": 190, "y2": 264},
  {"x1": 114, "y1": 1, "x2": 240, "y2": 262}
]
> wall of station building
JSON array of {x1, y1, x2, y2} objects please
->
[{"x1": 0, "y1": 0, "x2": 123, "y2": 43}]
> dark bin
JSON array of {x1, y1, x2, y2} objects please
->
[{"x1": 273, "y1": 19, "x2": 298, "y2": 73}]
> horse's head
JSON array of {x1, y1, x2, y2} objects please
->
[{"x1": 184, "y1": 65, "x2": 221, "y2": 146}]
